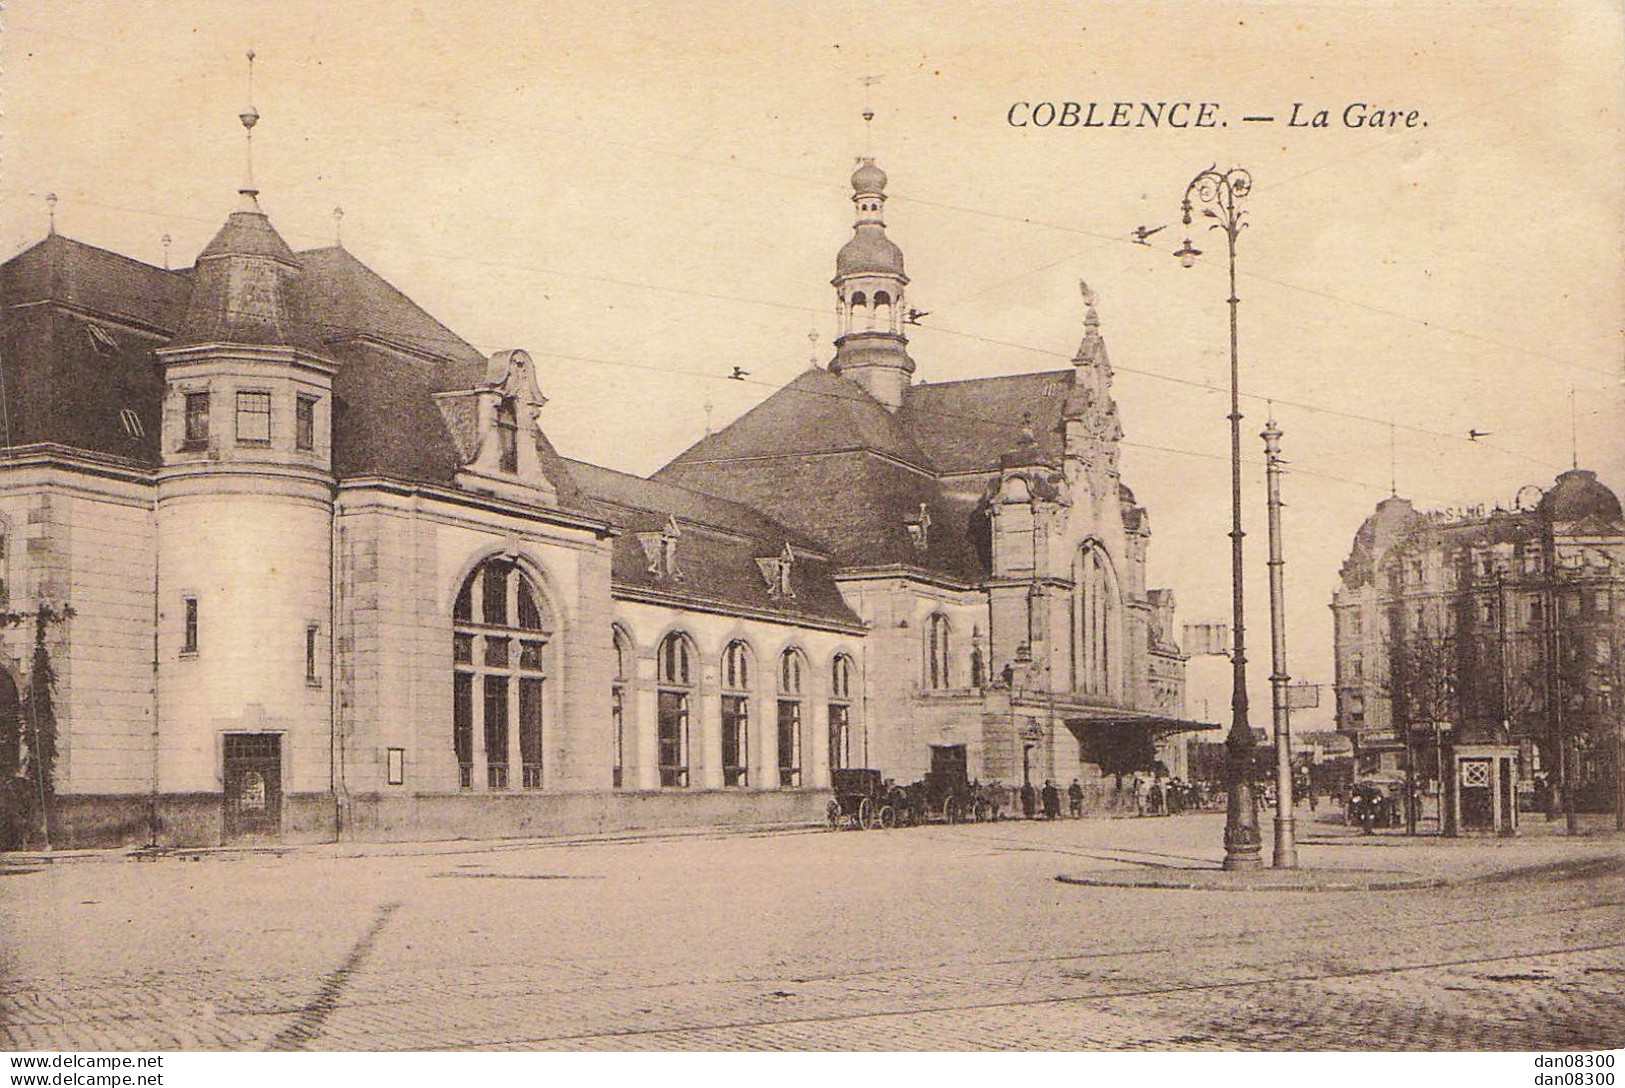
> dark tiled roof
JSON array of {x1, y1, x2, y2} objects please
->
[
  {"x1": 900, "y1": 369, "x2": 1074, "y2": 475},
  {"x1": 170, "y1": 208, "x2": 328, "y2": 355},
  {"x1": 565, "y1": 458, "x2": 860, "y2": 625},
  {"x1": 0, "y1": 236, "x2": 181, "y2": 462},
  {"x1": 664, "y1": 366, "x2": 934, "y2": 471},
  {"x1": 298, "y1": 246, "x2": 486, "y2": 367},
  {"x1": 0, "y1": 232, "x2": 583, "y2": 513},
  {"x1": 658, "y1": 450, "x2": 988, "y2": 583},
  {"x1": 565, "y1": 458, "x2": 824, "y2": 550}
]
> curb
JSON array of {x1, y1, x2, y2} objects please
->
[{"x1": 1054, "y1": 868, "x2": 1446, "y2": 892}]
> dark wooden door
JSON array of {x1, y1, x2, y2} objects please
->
[{"x1": 223, "y1": 733, "x2": 282, "y2": 839}]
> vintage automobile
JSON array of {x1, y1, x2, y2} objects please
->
[{"x1": 1346, "y1": 779, "x2": 1402, "y2": 831}]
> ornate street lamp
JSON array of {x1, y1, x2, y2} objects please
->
[{"x1": 1178, "y1": 166, "x2": 1263, "y2": 870}]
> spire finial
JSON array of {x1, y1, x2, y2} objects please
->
[
  {"x1": 1080, "y1": 280, "x2": 1100, "y2": 327},
  {"x1": 238, "y1": 49, "x2": 261, "y2": 208},
  {"x1": 860, "y1": 75, "x2": 881, "y2": 153},
  {"x1": 807, "y1": 327, "x2": 820, "y2": 368},
  {"x1": 45, "y1": 192, "x2": 57, "y2": 235},
  {"x1": 1389, "y1": 421, "x2": 1398, "y2": 498},
  {"x1": 161, "y1": 233, "x2": 172, "y2": 270},
  {"x1": 1570, "y1": 387, "x2": 1578, "y2": 470},
  {"x1": 703, "y1": 396, "x2": 714, "y2": 436},
  {"x1": 333, "y1": 206, "x2": 345, "y2": 246}
]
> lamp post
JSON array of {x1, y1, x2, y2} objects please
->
[
  {"x1": 1175, "y1": 166, "x2": 1263, "y2": 870},
  {"x1": 1262, "y1": 414, "x2": 1296, "y2": 867}
]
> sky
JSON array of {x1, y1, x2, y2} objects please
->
[{"x1": 4, "y1": 0, "x2": 1623, "y2": 731}]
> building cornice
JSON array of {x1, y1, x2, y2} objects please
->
[
  {"x1": 833, "y1": 563, "x2": 979, "y2": 592},
  {"x1": 611, "y1": 584, "x2": 867, "y2": 636},
  {"x1": 336, "y1": 474, "x2": 616, "y2": 538},
  {"x1": 0, "y1": 443, "x2": 155, "y2": 485}
]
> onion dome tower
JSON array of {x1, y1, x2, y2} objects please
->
[
  {"x1": 152, "y1": 53, "x2": 337, "y2": 832},
  {"x1": 828, "y1": 157, "x2": 915, "y2": 410}
]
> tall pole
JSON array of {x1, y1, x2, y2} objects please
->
[
  {"x1": 1262, "y1": 414, "x2": 1296, "y2": 868},
  {"x1": 1176, "y1": 166, "x2": 1261, "y2": 870}
]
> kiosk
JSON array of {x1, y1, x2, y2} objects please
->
[{"x1": 1444, "y1": 721, "x2": 1519, "y2": 837}]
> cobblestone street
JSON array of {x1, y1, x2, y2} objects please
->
[{"x1": 3, "y1": 812, "x2": 1623, "y2": 1051}]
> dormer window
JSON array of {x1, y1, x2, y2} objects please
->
[
  {"x1": 639, "y1": 516, "x2": 682, "y2": 579},
  {"x1": 906, "y1": 503, "x2": 932, "y2": 551},
  {"x1": 495, "y1": 397, "x2": 519, "y2": 474},
  {"x1": 756, "y1": 542, "x2": 796, "y2": 598}
]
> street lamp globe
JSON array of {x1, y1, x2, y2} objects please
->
[{"x1": 1175, "y1": 238, "x2": 1203, "y2": 268}]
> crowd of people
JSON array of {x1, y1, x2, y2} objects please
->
[{"x1": 1005, "y1": 774, "x2": 1331, "y2": 820}]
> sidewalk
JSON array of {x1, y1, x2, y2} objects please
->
[
  {"x1": 1053, "y1": 808, "x2": 1625, "y2": 891},
  {"x1": 0, "y1": 818, "x2": 831, "y2": 868}
]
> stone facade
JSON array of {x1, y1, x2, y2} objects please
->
[
  {"x1": 0, "y1": 147, "x2": 1196, "y2": 848},
  {"x1": 1331, "y1": 472, "x2": 1624, "y2": 811}
]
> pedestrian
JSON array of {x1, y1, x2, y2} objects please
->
[
  {"x1": 1147, "y1": 779, "x2": 1163, "y2": 815},
  {"x1": 1131, "y1": 774, "x2": 1144, "y2": 816},
  {"x1": 1168, "y1": 778, "x2": 1185, "y2": 815},
  {"x1": 1041, "y1": 779, "x2": 1060, "y2": 820},
  {"x1": 1021, "y1": 782, "x2": 1037, "y2": 819},
  {"x1": 1067, "y1": 778, "x2": 1084, "y2": 819}
]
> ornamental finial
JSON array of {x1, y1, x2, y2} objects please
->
[{"x1": 238, "y1": 50, "x2": 261, "y2": 206}]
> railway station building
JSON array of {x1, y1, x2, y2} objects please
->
[{"x1": 0, "y1": 123, "x2": 1201, "y2": 846}]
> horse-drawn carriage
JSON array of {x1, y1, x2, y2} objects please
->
[
  {"x1": 828, "y1": 767, "x2": 1002, "y2": 829},
  {"x1": 828, "y1": 768, "x2": 908, "y2": 830}
]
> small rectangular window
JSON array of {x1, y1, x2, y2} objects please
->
[
  {"x1": 387, "y1": 747, "x2": 405, "y2": 786},
  {"x1": 182, "y1": 596, "x2": 199, "y2": 655},
  {"x1": 183, "y1": 392, "x2": 210, "y2": 447},
  {"x1": 236, "y1": 391, "x2": 272, "y2": 444},
  {"x1": 295, "y1": 395, "x2": 317, "y2": 452},
  {"x1": 305, "y1": 624, "x2": 321, "y2": 685},
  {"x1": 496, "y1": 397, "x2": 520, "y2": 474}
]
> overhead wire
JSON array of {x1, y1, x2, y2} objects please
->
[{"x1": 6, "y1": 187, "x2": 1568, "y2": 478}]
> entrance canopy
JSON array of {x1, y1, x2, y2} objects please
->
[{"x1": 1051, "y1": 706, "x2": 1219, "y2": 740}]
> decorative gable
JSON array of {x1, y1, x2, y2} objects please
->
[
  {"x1": 755, "y1": 541, "x2": 796, "y2": 598},
  {"x1": 437, "y1": 348, "x2": 559, "y2": 504},
  {"x1": 638, "y1": 515, "x2": 682, "y2": 578},
  {"x1": 905, "y1": 503, "x2": 932, "y2": 552}
]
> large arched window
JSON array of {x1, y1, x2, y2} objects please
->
[
  {"x1": 611, "y1": 625, "x2": 632, "y2": 788},
  {"x1": 1072, "y1": 544, "x2": 1119, "y2": 698},
  {"x1": 453, "y1": 557, "x2": 551, "y2": 790},
  {"x1": 721, "y1": 640, "x2": 753, "y2": 787},
  {"x1": 926, "y1": 613, "x2": 952, "y2": 690},
  {"x1": 829, "y1": 653, "x2": 856, "y2": 772},
  {"x1": 777, "y1": 648, "x2": 807, "y2": 787},
  {"x1": 657, "y1": 632, "x2": 695, "y2": 787}
]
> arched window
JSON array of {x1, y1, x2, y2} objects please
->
[
  {"x1": 829, "y1": 653, "x2": 855, "y2": 772},
  {"x1": 926, "y1": 613, "x2": 952, "y2": 690},
  {"x1": 777, "y1": 648, "x2": 807, "y2": 787},
  {"x1": 611, "y1": 625, "x2": 632, "y2": 788},
  {"x1": 874, "y1": 290, "x2": 892, "y2": 332},
  {"x1": 1071, "y1": 544, "x2": 1118, "y2": 698},
  {"x1": 453, "y1": 557, "x2": 551, "y2": 790},
  {"x1": 720, "y1": 640, "x2": 753, "y2": 787},
  {"x1": 657, "y1": 632, "x2": 695, "y2": 787}
]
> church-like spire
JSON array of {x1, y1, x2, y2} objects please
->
[
  {"x1": 829, "y1": 156, "x2": 915, "y2": 411},
  {"x1": 167, "y1": 52, "x2": 322, "y2": 355}
]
